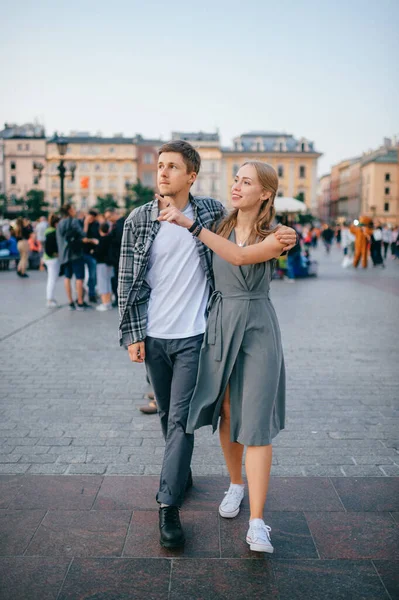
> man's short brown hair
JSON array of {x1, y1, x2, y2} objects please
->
[{"x1": 158, "y1": 140, "x2": 201, "y2": 174}]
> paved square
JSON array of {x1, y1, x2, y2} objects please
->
[{"x1": 0, "y1": 246, "x2": 398, "y2": 476}]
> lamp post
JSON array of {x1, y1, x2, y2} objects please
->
[{"x1": 54, "y1": 135, "x2": 76, "y2": 207}]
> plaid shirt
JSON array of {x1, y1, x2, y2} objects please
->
[{"x1": 118, "y1": 195, "x2": 227, "y2": 347}]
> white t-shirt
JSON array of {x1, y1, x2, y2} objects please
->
[{"x1": 145, "y1": 203, "x2": 209, "y2": 339}]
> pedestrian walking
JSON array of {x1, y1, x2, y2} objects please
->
[
  {"x1": 95, "y1": 222, "x2": 113, "y2": 312},
  {"x1": 341, "y1": 221, "x2": 355, "y2": 268},
  {"x1": 321, "y1": 224, "x2": 334, "y2": 254},
  {"x1": 14, "y1": 217, "x2": 32, "y2": 278},
  {"x1": 382, "y1": 225, "x2": 392, "y2": 260},
  {"x1": 105, "y1": 207, "x2": 125, "y2": 307},
  {"x1": 82, "y1": 210, "x2": 100, "y2": 303},
  {"x1": 118, "y1": 141, "x2": 296, "y2": 550},
  {"x1": 43, "y1": 214, "x2": 60, "y2": 308},
  {"x1": 57, "y1": 204, "x2": 93, "y2": 311},
  {"x1": 160, "y1": 161, "x2": 289, "y2": 554},
  {"x1": 370, "y1": 225, "x2": 385, "y2": 268}
]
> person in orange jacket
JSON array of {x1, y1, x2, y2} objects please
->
[{"x1": 350, "y1": 216, "x2": 373, "y2": 268}]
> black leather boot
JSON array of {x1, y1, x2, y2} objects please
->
[{"x1": 159, "y1": 506, "x2": 185, "y2": 548}]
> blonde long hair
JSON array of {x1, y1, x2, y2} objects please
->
[{"x1": 217, "y1": 161, "x2": 278, "y2": 245}]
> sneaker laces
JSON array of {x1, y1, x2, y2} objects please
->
[
  {"x1": 223, "y1": 486, "x2": 244, "y2": 505},
  {"x1": 250, "y1": 522, "x2": 272, "y2": 542}
]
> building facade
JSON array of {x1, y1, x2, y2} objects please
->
[
  {"x1": 172, "y1": 132, "x2": 222, "y2": 201},
  {"x1": 134, "y1": 135, "x2": 163, "y2": 190},
  {"x1": 324, "y1": 139, "x2": 398, "y2": 225},
  {"x1": 0, "y1": 123, "x2": 46, "y2": 211},
  {"x1": 360, "y1": 149, "x2": 398, "y2": 224},
  {"x1": 316, "y1": 174, "x2": 331, "y2": 222},
  {"x1": 46, "y1": 134, "x2": 137, "y2": 210},
  {"x1": 221, "y1": 132, "x2": 321, "y2": 209}
]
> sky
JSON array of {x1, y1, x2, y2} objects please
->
[{"x1": 1, "y1": 0, "x2": 398, "y2": 174}]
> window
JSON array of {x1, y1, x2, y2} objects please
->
[
  {"x1": 301, "y1": 142, "x2": 305, "y2": 152},
  {"x1": 33, "y1": 176, "x2": 39, "y2": 185},
  {"x1": 123, "y1": 162, "x2": 132, "y2": 172},
  {"x1": 10, "y1": 161, "x2": 16, "y2": 170},
  {"x1": 277, "y1": 165, "x2": 284, "y2": 178},
  {"x1": 297, "y1": 191, "x2": 305, "y2": 203},
  {"x1": 81, "y1": 197, "x2": 88, "y2": 209},
  {"x1": 109, "y1": 147, "x2": 115, "y2": 154},
  {"x1": 279, "y1": 142, "x2": 284, "y2": 151},
  {"x1": 256, "y1": 142, "x2": 261, "y2": 151},
  {"x1": 385, "y1": 187, "x2": 390, "y2": 195},
  {"x1": 52, "y1": 179, "x2": 58, "y2": 189},
  {"x1": 17, "y1": 144, "x2": 23, "y2": 151},
  {"x1": 385, "y1": 173, "x2": 390, "y2": 181},
  {"x1": 95, "y1": 178, "x2": 102, "y2": 188},
  {"x1": 51, "y1": 163, "x2": 58, "y2": 173},
  {"x1": 384, "y1": 202, "x2": 390, "y2": 212},
  {"x1": 109, "y1": 162, "x2": 116, "y2": 172},
  {"x1": 52, "y1": 197, "x2": 58, "y2": 208},
  {"x1": 25, "y1": 144, "x2": 30, "y2": 151},
  {"x1": 144, "y1": 153, "x2": 153, "y2": 164},
  {"x1": 299, "y1": 165, "x2": 306, "y2": 178},
  {"x1": 94, "y1": 163, "x2": 102, "y2": 172},
  {"x1": 211, "y1": 180, "x2": 217, "y2": 193},
  {"x1": 143, "y1": 172, "x2": 155, "y2": 187},
  {"x1": 11, "y1": 175, "x2": 16, "y2": 185},
  {"x1": 10, "y1": 194, "x2": 17, "y2": 204},
  {"x1": 66, "y1": 179, "x2": 74, "y2": 189},
  {"x1": 109, "y1": 179, "x2": 117, "y2": 189},
  {"x1": 210, "y1": 162, "x2": 217, "y2": 173}
]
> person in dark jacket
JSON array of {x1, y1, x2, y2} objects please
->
[
  {"x1": 81, "y1": 209, "x2": 100, "y2": 303},
  {"x1": 57, "y1": 204, "x2": 94, "y2": 311},
  {"x1": 95, "y1": 222, "x2": 113, "y2": 311},
  {"x1": 104, "y1": 208, "x2": 126, "y2": 307},
  {"x1": 43, "y1": 214, "x2": 60, "y2": 307}
]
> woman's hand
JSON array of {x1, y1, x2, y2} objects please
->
[
  {"x1": 275, "y1": 226, "x2": 297, "y2": 252},
  {"x1": 158, "y1": 205, "x2": 194, "y2": 229}
]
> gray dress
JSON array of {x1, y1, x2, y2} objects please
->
[{"x1": 186, "y1": 231, "x2": 285, "y2": 446}]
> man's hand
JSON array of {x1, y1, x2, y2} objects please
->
[
  {"x1": 275, "y1": 226, "x2": 297, "y2": 252},
  {"x1": 128, "y1": 341, "x2": 145, "y2": 363}
]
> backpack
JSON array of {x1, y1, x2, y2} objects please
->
[
  {"x1": 45, "y1": 230, "x2": 58, "y2": 258},
  {"x1": 65, "y1": 219, "x2": 82, "y2": 253}
]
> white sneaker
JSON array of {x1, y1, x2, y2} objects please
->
[
  {"x1": 96, "y1": 303, "x2": 112, "y2": 312},
  {"x1": 246, "y1": 519, "x2": 274, "y2": 553},
  {"x1": 219, "y1": 484, "x2": 245, "y2": 518},
  {"x1": 46, "y1": 300, "x2": 57, "y2": 308}
]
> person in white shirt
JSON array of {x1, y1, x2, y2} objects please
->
[{"x1": 382, "y1": 226, "x2": 392, "y2": 260}]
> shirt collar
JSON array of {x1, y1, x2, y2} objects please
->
[{"x1": 150, "y1": 193, "x2": 196, "y2": 222}]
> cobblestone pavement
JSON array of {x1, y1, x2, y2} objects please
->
[{"x1": 0, "y1": 246, "x2": 398, "y2": 476}]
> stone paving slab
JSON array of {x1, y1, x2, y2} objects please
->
[
  {"x1": 0, "y1": 475, "x2": 398, "y2": 599},
  {"x1": 0, "y1": 246, "x2": 398, "y2": 476}
]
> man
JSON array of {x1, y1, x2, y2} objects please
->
[
  {"x1": 57, "y1": 204, "x2": 94, "y2": 310},
  {"x1": 81, "y1": 209, "x2": 100, "y2": 303},
  {"x1": 118, "y1": 141, "x2": 296, "y2": 549}
]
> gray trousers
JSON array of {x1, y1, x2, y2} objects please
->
[{"x1": 145, "y1": 334, "x2": 203, "y2": 506}]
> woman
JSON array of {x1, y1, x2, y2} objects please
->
[
  {"x1": 95, "y1": 222, "x2": 113, "y2": 311},
  {"x1": 43, "y1": 214, "x2": 60, "y2": 308},
  {"x1": 14, "y1": 217, "x2": 33, "y2": 278},
  {"x1": 370, "y1": 224, "x2": 385, "y2": 268},
  {"x1": 158, "y1": 161, "x2": 287, "y2": 554}
]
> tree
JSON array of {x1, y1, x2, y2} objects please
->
[
  {"x1": 26, "y1": 190, "x2": 49, "y2": 221},
  {"x1": 95, "y1": 194, "x2": 119, "y2": 214},
  {"x1": 125, "y1": 179, "x2": 154, "y2": 211}
]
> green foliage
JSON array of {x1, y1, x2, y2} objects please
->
[
  {"x1": 295, "y1": 192, "x2": 305, "y2": 203},
  {"x1": 95, "y1": 194, "x2": 119, "y2": 213},
  {"x1": 26, "y1": 190, "x2": 49, "y2": 221},
  {"x1": 125, "y1": 179, "x2": 154, "y2": 211}
]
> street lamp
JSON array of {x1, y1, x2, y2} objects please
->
[{"x1": 53, "y1": 135, "x2": 76, "y2": 207}]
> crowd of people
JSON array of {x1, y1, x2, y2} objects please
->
[{"x1": 0, "y1": 206, "x2": 126, "y2": 310}]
